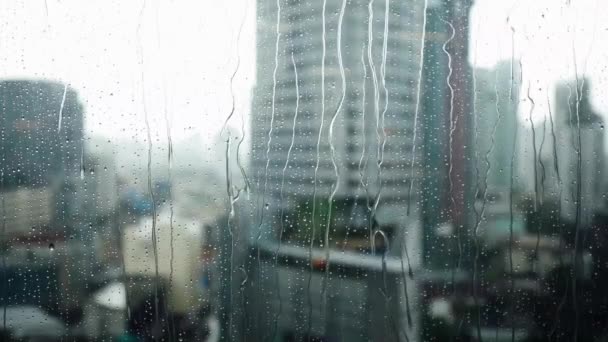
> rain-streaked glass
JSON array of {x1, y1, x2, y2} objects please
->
[{"x1": 0, "y1": 0, "x2": 606, "y2": 341}]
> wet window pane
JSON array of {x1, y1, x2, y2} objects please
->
[{"x1": 0, "y1": 0, "x2": 607, "y2": 341}]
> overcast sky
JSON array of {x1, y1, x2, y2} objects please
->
[{"x1": 0, "y1": 0, "x2": 606, "y2": 151}]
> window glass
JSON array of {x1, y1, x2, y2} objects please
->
[{"x1": 0, "y1": 0, "x2": 607, "y2": 341}]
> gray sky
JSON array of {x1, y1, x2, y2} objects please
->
[
  {"x1": 0, "y1": 0, "x2": 606, "y2": 150},
  {"x1": 0, "y1": 0, "x2": 254, "y2": 148},
  {"x1": 471, "y1": 0, "x2": 608, "y2": 124}
]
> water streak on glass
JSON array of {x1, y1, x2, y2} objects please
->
[
  {"x1": 376, "y1": 0, "x2": 390, "y2": 190},
  {"x1": 154, "y1": 5, "x2": 176, "y2": 336},
  {"x1": 407, "y1": 0, "x2": 428, "y2": 215},
  {"x1": 369, "y1": 0, "x2": 390, "y2": 269},
  {"x1": 507, "y1": 58, "x2": 522, "y2": 342},
  {"x1": 57, "y1": 83, "x2": 68, "y2": 133},
  {"x1": 526, "y1": 82, "x2": 539, "y2": 212},
  {"x1": 535, "y1": 106, "x2": 547, "y2": 265},
  {"x1": 359, "y1": 47, "x2": 371, "y2": 199},
  {"x1": 137, "y1": 0, "x2": 160, "y2": 324},
  {"x1": 259, "y1": 0, "x2": 282, "y2": 232},
  {"x1": 571, "y1": 45, "x2": 583, "y2": 342},
  {"x1": 442, "y1": 18, "x2": 456, "y2": 211},
  {"x1": 321, "y1": 0, "x2": 348, "y2": 312},
  {"x1": 365, "y1": 0, "x2": 379, "y2": 246},
  {"x1": 80, "y1": 144, "x2": 85, "y2": 180},
  {"x1": 235, "y1": 1, "x2": 252, "y2": 197},
  {"x1": 224, "y1": 136, "x2": 237, "y2": 341},
  {"x1": 271, "y1": 51, "x2": 300, "y2": 342},
  {"x1": 307, "y1": 0, "x2": 328, "y2": 336},
  {"x1": 256, "y1": 4, "x2": 282, "y2": 324}
]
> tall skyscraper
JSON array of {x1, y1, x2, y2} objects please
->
[
  {"x1": 552, "y1": 81, "x2": 603, "y2": 226},
  {"x1": 0, "y1": 80, "x2": 86, "y2": 315},
  {"x1": 420, "y1": 0, "x2": 474, "y2": 268},
  {"x1": 251, "y1": 0, "x2": 426, "y2": 250},
  {"x1": 246, "y1": 1, "x2": 476, "y2": 340},
  {"x1": 465, "y1": 62, "x2": 523, "y2": 243},
  {"x1": 0, "y1": 80, "x2": 84, "y2": 234},
  {"x1": 518, "y1": 80, "x2": 604, "y2": 227},
  {"x1": 0, "y1": 80, "x2": 83, "y2": 189},
  {"x1": 474, "y1": 61, "x2": 520, "y2": 194}
]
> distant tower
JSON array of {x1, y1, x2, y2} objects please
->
[
  {"x1": 0, "y1": 80, "x2": 84, "y2": 232},
  {"x1": 420, "y1": 0, "x2": 474, "y2": 268},
  {"x1": 523, "y1": 80, "x2": 605, "y2": 227},
  {"x1": 474, "y1": 61, "x2": 520, "y2": 194},
  {"x1": 553, "y1": 81, "x2": 604, "y2": 227},
  {"x1": 0, "y1": 79, "x2": 86, "y2": 314},
  {"x1": 0, "y1": 80, "x2": 83, "y2": 188}
]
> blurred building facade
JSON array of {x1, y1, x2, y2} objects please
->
[
  {"x1": 551, "y1": 81, "x2": 604, "y2": 226},
  {"x1": 0, "y1": 80, "x2": 83, "y2": 189},
  {"x1": 251, "y1": 0, "x2": 427, "y2": 249},
  {"x1": 248, "y1": 1, "x2": 437, "y2": 340},
  {"x1": 0, "y1": 80, "x2": 86, "y2": 318},
  {"x1": 0, "y1": 80, "x2": 123, "y2": 323},
  {"x1": 474, "y1": 61, "x2": 520, "y2": 194},
  {"x1": 420, "y1": 0, "x2": 474, "y2": 268},
  {"x1": 518, "y1": 80, "x2": 605, "y2": 227},
  {"x1": 470, "y1": 61, "x2": 524, "y2": 243}
]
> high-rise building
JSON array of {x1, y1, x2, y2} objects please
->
[
  {"x1": 474, "y1": 61, "x2": 520, "y2": 193},
  {"x1": 552, "y1": 81, "x2": 603, "y2": 226},
  {"x1": 247, "y1": 1, "x2": 463, "y2": 340},
  {"x1": 519, "y1": 80, "x2": 604, "y2": 227},
  {"x1": 0, "y1": 80, "x2": 85, "y2": 234},
  {"x1": 420, "y1": 0, "x2": 474, "y2": 268},
  {"x1": 245, "y1": 1, "x2": 477, "y2": 340},
  {"x1": 466, "y1": 62, "x2": 523, "y2": 243},
  {"x1": 0, "y1": 80, "x2": 87, "y2": 315},
  {"x1": 251, "y1": 0, "x2": 427, "y2": 250},
  {"x1": 0, "y1": 80, "x2": 84, "y2": 188}
]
